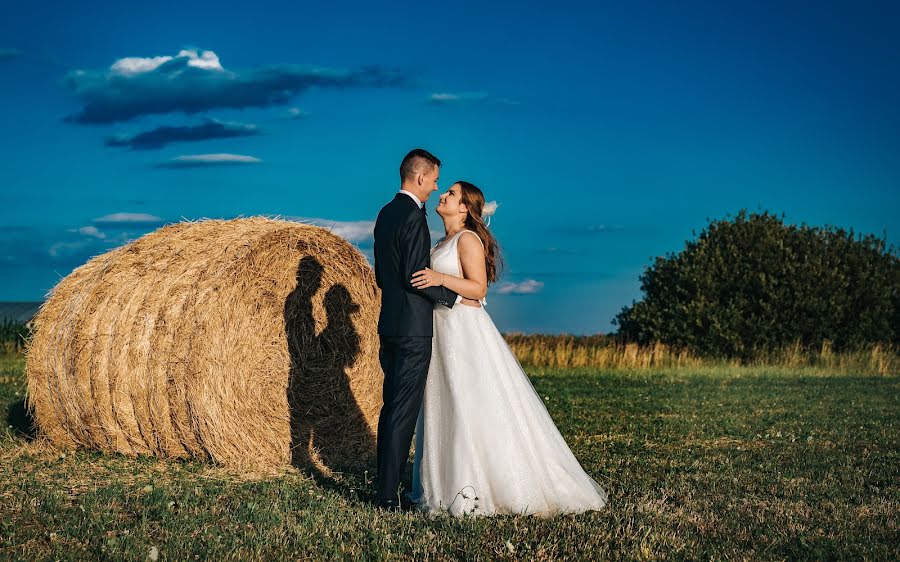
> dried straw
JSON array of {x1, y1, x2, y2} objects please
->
[{"x1": 25, "y1": 217, "x2": 382, "y2": 472}]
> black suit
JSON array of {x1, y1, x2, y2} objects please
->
[{"x1": 373, "y1": 192, "x2": 458, "y2": 501}]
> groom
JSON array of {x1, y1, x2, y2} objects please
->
[{"x1": 373, "y1": 148, "x2": 459, "y2": 510}]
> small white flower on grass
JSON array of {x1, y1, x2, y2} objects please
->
[
  {"x1": 505, "y1": 540, "x2": 516, "y2": 554},
  {"x1": 148, "y1": 545, "x2": 159, "y2": 561},
  {"x1": 142, "y1": 485, "x2": 153, "y2": 493}
]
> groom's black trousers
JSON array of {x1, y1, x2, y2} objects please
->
[{"x1": 376, "y1": 335, "x2": 432, "y2": 501}]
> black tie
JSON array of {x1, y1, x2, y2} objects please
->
[{"x1": 421, "y1": 204, "x2": 427, "y2": 215}]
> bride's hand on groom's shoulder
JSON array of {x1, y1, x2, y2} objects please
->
[{"x1": 411, "y1": 267, "x2": 445, "y2": 289}]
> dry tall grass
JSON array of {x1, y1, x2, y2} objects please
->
[
  {"x1": 504, "y1": 334, "x2": 898, "y2": 375},
  {"x1": 504, "y1": 334, "x2": 702, "y2": 369}
]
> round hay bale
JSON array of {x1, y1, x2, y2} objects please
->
[{"x1": 25, "y1": 217, "x2": 382, "y2": 472}]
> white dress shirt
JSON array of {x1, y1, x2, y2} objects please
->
[{"x1": 398, "y1": 189, "x2": 424, "y2": 209}]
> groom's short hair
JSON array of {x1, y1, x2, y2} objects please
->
[{"x1": 400, "y1": 148, "x2": 441, "y2": 182}]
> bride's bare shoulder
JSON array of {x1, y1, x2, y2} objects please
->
[
  {"x1": 457, "y1": 231, "x2": 486, "y2": 265},
  {"x1": 458, "y1": 229, "x2": 485, "y2": 250}
]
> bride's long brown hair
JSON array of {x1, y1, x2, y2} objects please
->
[{"x1": 456, "y1": 181, "x2": 502, "y2": 284}]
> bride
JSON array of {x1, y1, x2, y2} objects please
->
[{"x1": 408, "y1": 180, "x2": 608, "y2": 517}]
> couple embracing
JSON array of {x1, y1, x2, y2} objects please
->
[{"x1": 373, "y1": 148, "x2": 607, "y2": 516}]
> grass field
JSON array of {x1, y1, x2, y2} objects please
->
[{"x1": 1, "y1": 354, "x2": 898, "y2": 561}]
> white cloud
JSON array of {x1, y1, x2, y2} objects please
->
[
  {"x1": 285, "y1": 217, "x2": 375, "y2": 244},
  {"x1": 428, "y1": 91, "x2": 489, "y2": 104},
  {"x1": 110, "y1": 49, "x2": 223, "y2": 77},
  {"x1": 93, "y1": 212, "x2": 164, "y2": 224},
  {"x1": 325, "y1": 220, "x2": 376, "y2": 243},
  {"x1": 495, "y1": 279, "x2": 544, "y2": 295},
  {"x1": 427, "y1": 92, "x2": 519, "y2": 106},
  {"x1": 176, "y1": 49, "x2": 222, "y2": 71},
  {"x1": 111, "y1": 55, "x2": 174, "y2": 75},
  {"x1": 158, "y1": 153, "x2": 262, "y2": 168},
  {"x1": 67, "y1": 225, "x2": 107, "y2": 239},
  {"x1": 174, "y1": 153, "x2": 260, "y2": 164}
]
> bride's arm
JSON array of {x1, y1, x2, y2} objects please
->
[{"x1": 411, "y1": 232, "x2": 487, "y2": 300}]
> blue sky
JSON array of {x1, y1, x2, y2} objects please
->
[{"x1": 1, "y1": 0, "x2": 898, "y2": 333}]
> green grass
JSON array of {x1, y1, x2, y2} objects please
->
[{"x1": 1, "y1": 355, "x2": 898, "y2": 561}]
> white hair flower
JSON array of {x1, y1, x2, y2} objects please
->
[{"x1": 480, "y1": 200, "x2": 499, "y2": 226}]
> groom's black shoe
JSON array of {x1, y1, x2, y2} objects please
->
[
  {"x1": 375, "y1": 498, "x2": 403, "y2": 512},
  {"x1": 402, "y1": 492, "x2": 421, "y2": 511}
]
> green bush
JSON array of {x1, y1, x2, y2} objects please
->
[{"x1": 614, "y1": 210, "x2": 900, "y2": 358}]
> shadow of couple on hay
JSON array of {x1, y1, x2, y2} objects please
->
[{"x1": 284, "y1": 255, "x2": 377, "y2": 500}]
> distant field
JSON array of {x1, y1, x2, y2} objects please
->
[{"x1": 1, "y1": 354, "x2": 898, "y2": 560}]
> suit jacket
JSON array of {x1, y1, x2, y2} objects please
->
[{"x1": 374, "y1": 193, "x2": 458, "y2": 336}]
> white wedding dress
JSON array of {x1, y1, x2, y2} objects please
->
[{"x1": 409, "y1": 229, "x2": 608, "y2": 517}]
